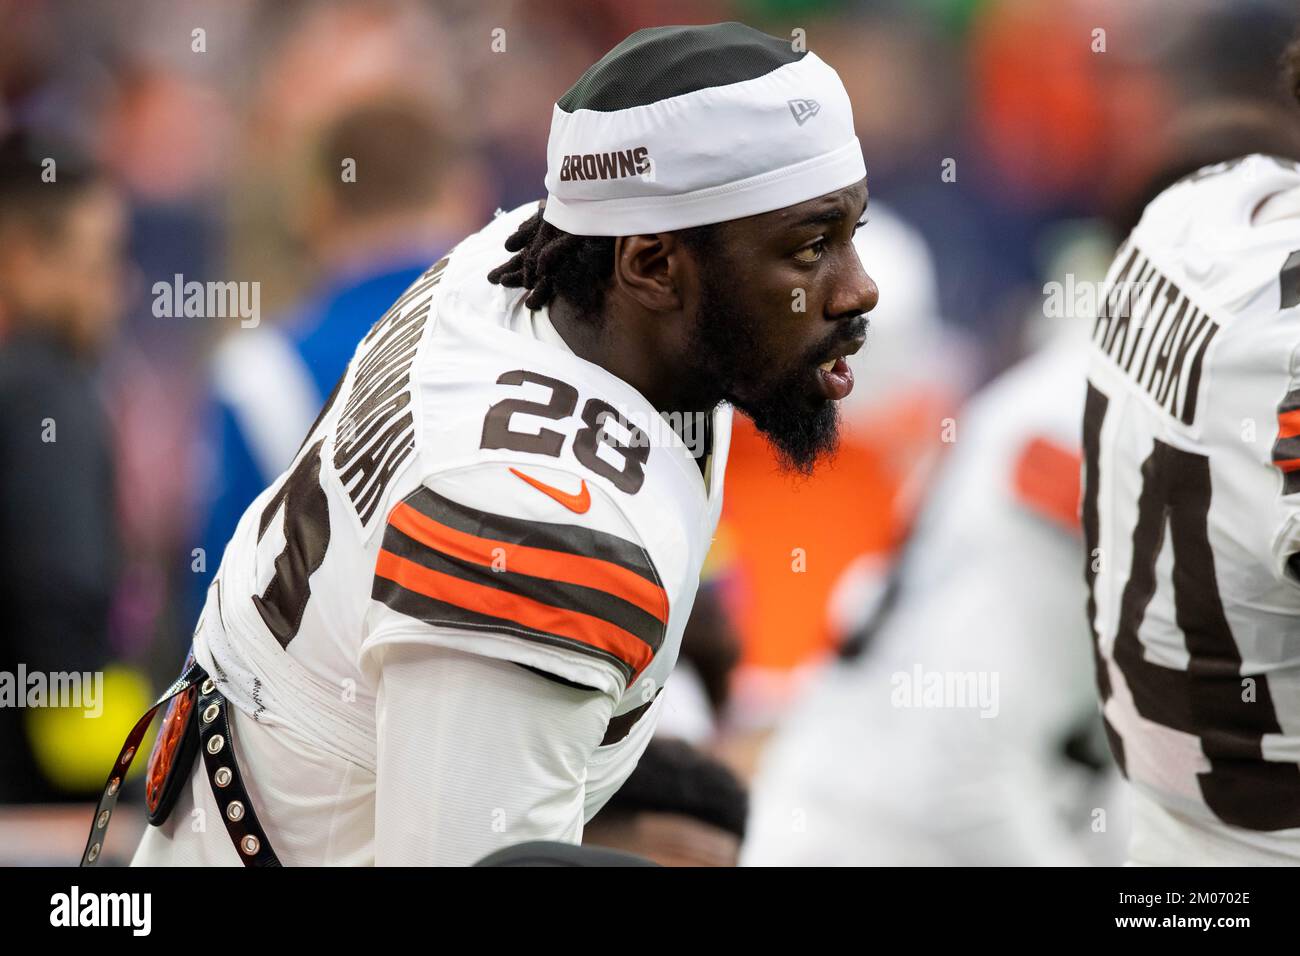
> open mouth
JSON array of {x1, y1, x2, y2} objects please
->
[{"x1": 814, "y1": 335, "x2": 866, "y2": 401}]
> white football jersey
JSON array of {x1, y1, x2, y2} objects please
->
[
  {"x1": 136, "y1": 200, "x2": 730, "y2": 864},
  {"x1": 1086, "y1": 154, "x2": 1300, "y2": 862}
]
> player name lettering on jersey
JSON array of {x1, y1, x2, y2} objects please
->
[
  {"x1": 1091, "y1": 242, "x2": 1220, "y2": 426},
  {"x1": 1085, "y1": 156, "x2": 1300, "y2": 854},
  {"x1": 333, "y1": 259, "x2": 447, "y2": 526}
]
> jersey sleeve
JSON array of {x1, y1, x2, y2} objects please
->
[
  {"x1": 360, "y1": 461, "x2": 669, "y2": 699},
  {"x1": 373, "y1": 643, "x2": 614, "y2": 865}
]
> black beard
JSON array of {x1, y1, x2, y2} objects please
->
[
  {"x1": 737, "y1": 367, "x2": 841, "y2": 475},
  {"x1": 680, "y1": 266, "x2": 846, "y2": 476}
]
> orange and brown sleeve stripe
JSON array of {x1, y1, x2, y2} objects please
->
[
  {"x1": 1275, "y1": 390, "x2": 1300, "y2": 494},
  {"x1": 371, "y1": 486, "x2": 667, "y2": 683}
]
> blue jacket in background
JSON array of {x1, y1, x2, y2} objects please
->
[{"x1": 186, "y1": 256, "x2": 439, "y2": 630}]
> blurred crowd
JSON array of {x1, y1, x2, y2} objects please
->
[{"x1": 2, "y1": 0, "x2": 1299, "y2": 865}]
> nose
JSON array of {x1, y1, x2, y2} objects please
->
[
  {"x1": 829, "y1": 246, "x2": 879, "y2": 321},
  {"x1": 857, "y1": 271, "x2": 880, "y2": 315}
]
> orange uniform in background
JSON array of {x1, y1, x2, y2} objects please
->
[
  {"x1": 713, "y1": 404, "x2": 913, "y2": 671},
  {"x1": 709, "y1": 386, "x2": 954, "y2": 736}
]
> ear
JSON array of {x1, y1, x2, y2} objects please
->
[{"x1": 613, "y1": 232, "x2": 689, "y2": 313}]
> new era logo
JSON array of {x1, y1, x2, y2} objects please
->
[{"x1": 787, "y1": 98, "x2": 821, "y2": 125}]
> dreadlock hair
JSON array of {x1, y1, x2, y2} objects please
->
[{"x1": 486, "y1": 201, "x2": 721, "y2": 322}]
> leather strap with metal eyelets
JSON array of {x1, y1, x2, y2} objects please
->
[
  {"x1": 81, "y1": 660, "x2": 205, "y2": 866},
  {"x1": 80, "y1": 661, "x2": 282, "y2": 868},
  {"x1": 196, "y1": 675, "x2": 281, "y2": 867}
]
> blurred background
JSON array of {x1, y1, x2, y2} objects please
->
[{"x1": 2, "y1": 0, "x2": 1299, "y2": 865}]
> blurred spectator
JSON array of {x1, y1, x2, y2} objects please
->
[
  {"x1": 583, "y1": 737, "x2": 749, "y2": 867},
  {"x1": 0, "y1": 129, "x2": 126, "y2": 802},
  {"x1": 187, "y1": 98, "x2": 469, "y2": 623}
]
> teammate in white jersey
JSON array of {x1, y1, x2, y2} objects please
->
[
  {"x1": 104, "y1": 22, "x2": 877, "y2": 866},
  {"x1": 1086, "y1": 131, "x2": 1300, "y2": 862}
]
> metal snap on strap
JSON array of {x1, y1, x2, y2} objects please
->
[{"x1": 81, "y1": 660, "x2": 236, "y2": 870}]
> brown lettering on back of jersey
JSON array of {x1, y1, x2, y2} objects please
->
[
  {"x1": 1091, "y1": 244, "x2": 1219, "y2": 426},
  {"x1": 334, "y1": 259, "x2": 446, "y2": 525}
]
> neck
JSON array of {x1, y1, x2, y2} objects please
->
[{"x1": 548, "y1": 296, "x2": 715, "y2": 415}]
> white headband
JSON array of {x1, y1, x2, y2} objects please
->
[{"x1": 541, "y1": 50, "x2": 866, "y2": 236}]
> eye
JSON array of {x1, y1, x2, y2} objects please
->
[
  {"x1": 794, "y1": 240, "x2": 826, "y2": 264},
  {"x1": 794, "y1": 217, "x2": 867, "y2": 264}
]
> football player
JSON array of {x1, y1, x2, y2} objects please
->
[
  {"x1": 105, "y1": 22, "x2": 877, "y2": 866},
  {"x1": 1087, "y1": 57, "x2": 1300, "y2": 863}
]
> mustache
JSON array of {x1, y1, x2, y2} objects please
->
[{"x1": 808, "y1": 314, "x2": 869, "y2": 365}]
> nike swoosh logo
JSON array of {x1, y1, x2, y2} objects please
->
[{"x1": 509, "y1": 467, "x2": 591, "y2": 514}]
